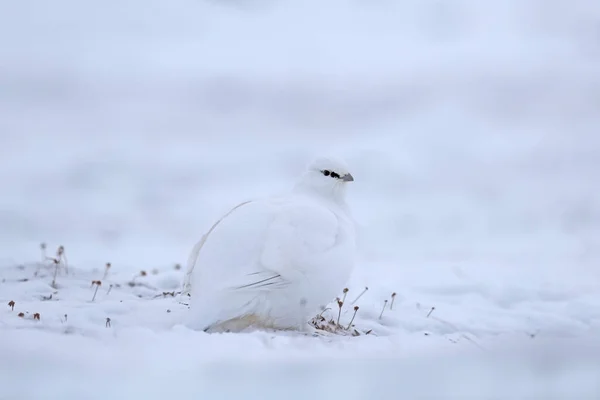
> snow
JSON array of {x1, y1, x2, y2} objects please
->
[{"x1": 1, "y1": 0, "x2": 600, "y2": 398}]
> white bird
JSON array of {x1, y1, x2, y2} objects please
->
[{"x1": 181, "y1": 156, "x2": 357, "y2": 333}]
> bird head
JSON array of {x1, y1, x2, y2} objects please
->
[{"x1": 293, "y1": 156, "x2": 354, "y2": 203}]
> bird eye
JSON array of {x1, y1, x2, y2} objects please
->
[{"x1": 323, "y1": 170, "x2": 330, "y2": 176}]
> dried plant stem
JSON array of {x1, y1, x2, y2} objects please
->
[
  {"x1": 426, "y1": 307, "x2": 435, "y2": 318},
  {"x1": 51, "y1": 260, "x2": 60, "y2": 288},
  {"x1": 390, "y1": 292, "x2": 397, "y2": 310},
  {"x1": 336, "y1": 299, "x2": 344, "y2": 327},
  {"x1": 342, "y1": 288, "x2": 349, "y2": 304},
  {"x1": 40, "y1": 243, "x2": 47, "y2": 264},
  {"x1": 92, "y1": 285, "x2": 100, "y2": 301},
  {"x1": 102, "y1": 262, "x2": 111, "y2": 280},
  {"x1": 379, "y1": 299, "x2": 388, "y2": 320},
  {"x1": 57, "y1": 245, "x2": 67, "y2": 274},
  {"x1": 91, "y1": 282, "x2": 101, "y2": 301},
  {"x1": 346, "y1": 306, "x2": 359, "y2": 330},
  {"x1": 318, "y1": 307, "x2": 331, "y2": 320},
  {"x1": 351, "y1": 287, "x2": 368, "y2": 305}
]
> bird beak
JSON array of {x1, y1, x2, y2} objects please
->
[{"x1": 342, "y1": 173, "x2": 354, "y2": 182}]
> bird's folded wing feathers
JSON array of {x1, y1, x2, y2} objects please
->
[
  {"x1": 184, "y1": 198, "x2": 340, "y2": 295},
  {"x1": 181, "y1": 200, "x2": 255, "y2": 295},
  {"x1": 225, "y1": 270, "x2": 290, "y2": 291},
  {"x1": 224, "y1": 204, "x2": 338, "y2": 293},
  {"x1": 258, "y1": 202, "x2": 340, "y2": 279}
]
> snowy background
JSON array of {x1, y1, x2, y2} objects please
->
[{"x1": 1, "y1": 0, "x2": 600, "y2": 398}]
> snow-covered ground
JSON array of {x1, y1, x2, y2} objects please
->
[{"x1": 1, "y1": 0, "x2": 600, "y2": 398}]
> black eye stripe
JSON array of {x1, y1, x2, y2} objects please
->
[{"x1": 321, "y1": 169, "x2": 341, "y2": 179}]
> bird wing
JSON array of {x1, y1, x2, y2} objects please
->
[
  {"x1": 185, "y1": 198, "x2": 290, "y2": 296},
  {"x1": 186, "y1": 197, "x2": 341, "y2": 296},
  {"x1": 181, "y1": 200, "x2": 252, "y2": 296},
  {"x1": 257, "y1": 199, "x2": 341, "y2": 284},
  {"x1": 209, "y1": 199, "x2": 340, "y2": 293},
  {"x1": 226, "y1": 270, "x2": 288, "y2": 291}
]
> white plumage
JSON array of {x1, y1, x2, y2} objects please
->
[{"x1": 182, "y1": 156, "x2": 357, "y2": 333}]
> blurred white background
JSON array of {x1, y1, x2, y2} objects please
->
[{"x1": 1, "y1": 0, "x2": 599, "y2": 289}]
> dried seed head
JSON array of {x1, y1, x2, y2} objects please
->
[
  {"x1": 8, "y1": 300, "x2": 15, "y2": 309},
  {"x1": 426, "y1": 307, "x2": 435, "y2": 318},
  {"x1": 96, "y1": 280, "x2": 102, "y2": 286},
  {"x1": 390, "y1": 292, "x2": 398, "y2": 310},
  {"x1": 346, "y1": 304, "x2": 360, "y2": 330},
  {"x1": 33, "y1": 313, "x2": 40, "y2": 320},
  {"x1": 337, "y1": 300, "x2": 343, "y2": 308},
  {"x1": 140, "y1": 270, "x2": 147, "y2": 277},
  {"x1": 343, "y1": 288, "x2": 349, "y2": 293},
  {"x1": 174, "y1": 263, "x2": 181, "y2": 270},
  {"x1": 106, "y1": 262, "x2": 111, "y2": 269},
  {"x1": 379, "y1": 299, "x2": 388, "y2": 320},
  {"x1": 18, "y1": 312, "x2": 25, "y2": 318}
]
